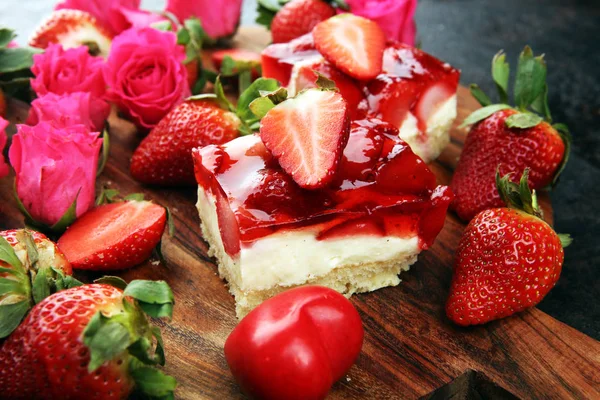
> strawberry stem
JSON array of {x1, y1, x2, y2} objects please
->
[{"x1": 495, "y1": 167, "x2": 543, "y2": 219}]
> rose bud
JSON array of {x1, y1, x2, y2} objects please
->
[
  {"x1": 8, "y1": 122, "x2": 102, "y2": 232},
  {"x1": 103, "y1": 27, "x2": 189, "y2": 131},
  {"x1": 27, "y1": 92, "x2": 108, "y2": 132},
  {"x1": 31, "y1": 44, "x2": 110, "y2": 124}
]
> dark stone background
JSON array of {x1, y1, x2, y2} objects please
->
[{"x1": 416, "y1": 0, "x2": 600, "y2": 339}]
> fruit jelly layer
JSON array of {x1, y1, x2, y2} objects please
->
[{"x1": 193, "y1": 118, "x2": 452, "y2": 257}]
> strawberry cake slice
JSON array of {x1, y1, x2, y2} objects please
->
[
  {"x1": 261, "y1": 16, "x2": 460, "y2": 162},
  {"x1": 193, "y1": 86, "x2": 452, "y2": 316}
]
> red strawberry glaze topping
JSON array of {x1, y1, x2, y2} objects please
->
[
  {"x1": 261, "y1": 33, "x2": 320, "y2": 87},
  {"x1": 359, "y1": 43, "x2": 460, "y2": 138},
  {"x1": 193, "y1": 119, "x2": 452, "y2": 257}
]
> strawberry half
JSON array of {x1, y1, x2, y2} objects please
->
[
  {"x1": 313, "y1": 14, "x2": 386, "y2": 81},
  {"x1": 259, "y1": 88, "x2": 350, "y2": 189},
  {"x1": 58, "y1": 200, "x2": 167, "y2": 270},
  {"x1": 29, "y1": 9, "x2": 113, "y2": 57}
]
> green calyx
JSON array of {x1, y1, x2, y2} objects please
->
[
  {"x1": 84, "y1": 277, "x2": 176, "y2": 399},
  {"x1": 495, "y1": 168, "x2": 572, "y2": 248},
  {"x1": 188, "y1": 75, "x2": 282, "y2": 136},
  {"x1": 218, "y1": 55, "x2": 262, "y2": 94},
  {"x1": 14, "y1": 182, "x2": 80, "y2": 235},
  {"x1": 256, "y1": 0, "x2": 349, "y2": 30},
  {"x1": 0, "y1": 229, "x2": 82, "y2": 338},
  {"x1": 462, "y1": 46, "x2": 571, "y2": 186}
]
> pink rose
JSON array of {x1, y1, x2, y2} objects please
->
[
  {"x1": 55, "y1": 0, "x2": 164, "y2": 36},
  {"x1": 346, "y1": 0, "x2": 417, "y2": 46},
  {"x1": 166, "y1": 0, "x2": 243, "y2": 39},
  {"x1": 104, "y1": 28, "x2": 189, "y2": 130},
  {"x1": 31, "y1": 44, "x2": 110, "y2": 120},
  {"x1": 8, "y1": 122, "x2": 102, "y2": 228},
  {"x1": 0, "y1": 118, "x2": 9, "y2": 179},
  {"x1": 27, "y1": 92, "x2": 108, "y2": 132}
]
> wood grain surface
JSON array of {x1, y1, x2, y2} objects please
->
[{"x1": 1, "y1": 27, "x2": 599, "y2": 399}]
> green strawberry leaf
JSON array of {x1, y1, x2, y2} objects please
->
[
  {"x1": 94, "y1": 275, "x2": 128, "y2": 290},
  {"x1": 513, "y1": 46, "x2": 547, "y2": 111},
  {"x1": 151, "y1": 326, "x2": 166, "y2": 366},
  {"x1": 459, "y1": 104, "x2": 512, "y2": 128},
  {"x1": 0, "y1": 47, "x2": 40, "y2": 74},
  {"x1": 51, "y1": 267, "x2": 83, "y2": 291},
  {"x1": 255, "y1": 0, "x2": 282, "y2": 29},
  {"x1": 219, "y1": 55, "x2": 237, "y2": 76},
  {"x1": 0, "y1": 277, "x2": 25, "y2": 294},
  {"x1": 31, "y1": 267, "x2": 50, "y2": 304},
  {"x1": 315, "y1": 72, "x2": 338, "y2": 91},
  {"x1": 531, "y1": 83, "x2": 552, "y2": 123},
  {"x1": 214, "y1": 76, "x2": 235, "y2": 112},
  {"x1": 84, "y1": 312, "x2": 131, "y2": 372},
  {"x1": 504, "y1": 112, "x2": 543, "y2": 129},
  {"x1": 97, "y1": 127, "x2": 110, "y2": 177},
  {"x1": 0, "y1": 28, "x2": 15, "y2": 48},
  {"x1": 495, "y1": 167, "x2": 543, "y2": 219},
  {"x1": 469, "y1": 84, "x2": 492, "y2": 107},
  {"x1": 551, "y1": 123, "x2": 571, "y2": 186},
  {"x1": 558, "y1": 234, "x2": 573, "y2": 248},
  {"x1": 124, "y1": 193, "x2": 145, "y2": 201},
  {"x1": 238, "y1": 70, "x2": 252, "y2": 94},
  {"x1": 95, "y1": 187, "x2": 120, "y2": 206},
  {"x1": 130, "y1": 364, "x2": 177, "y2": 398},
  {"x1": 492, "y1": 50, "x2": 510, "y2": 104},
  {"x1": 123, "y1": 280, "x2": 174, "y2": 319},
  {"x1": 0, "y1": 300, "x2": 30, "y2": 338},
  {"x1": 0, "y1": 235, "x2": 24, "y2": 272},
  {"x1": 236, "y1": 78, "x2": 281, "y2": 122}
]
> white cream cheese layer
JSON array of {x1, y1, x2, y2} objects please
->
[
  {"x1": 197, "y1": 187, "x2": 421, "y2": 292},
  {"x1": 398, "y1": 94, "x2": 457, "y2": 162}
]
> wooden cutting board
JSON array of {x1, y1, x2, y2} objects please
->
[{"x1": 1, "y1": 27, "x2": 599, "y2": 399}]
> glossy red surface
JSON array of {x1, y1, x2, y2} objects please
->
[
  {"x1": 359, "y1": 43, "x2": 460, "y2": 136},
  {"x1": 262, "y1": 38, "x2": 459, "y2": 138},
  {"x1": 224, "y1": 286, "x2": 364, "y2": 400},
  {"x1": 193, "y1": 118, "x2": 453, "y2": 256},
  {"x1": 291, "y1": 58, "x2": 364, "y2": 119},
  {"x1": 261, "y1": 33, "x2": 319, "y2": 86}
]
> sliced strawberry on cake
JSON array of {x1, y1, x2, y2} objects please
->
[
  {"x1": 359, "y1": 43, "x2": 460, "y2": 162},
  {"x1": 261, "y1": 14, "x2": 460, "y2": 163},
  {"x1": 29, "y1": 9, "x2": 113, "y2": 57},
  {"x1": 193, "y1": 84, "x2": 452, "y2": 317}
]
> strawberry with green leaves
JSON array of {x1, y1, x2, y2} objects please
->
[
  {"x1": 447, "y1": 169, "x2": 571, "y2": 326},
  {"x1": 451, "y1": 46, "x2": 571, "y2": 221},
  {"x1": 0, "y1": 278, "x2": 176, "y2": 399},
  {"x1": 130, "y1": 77, "x2": 281, "y2": 186},
  {"x1": 0, "y1": 229, "x2": 79, "y2": 339}
]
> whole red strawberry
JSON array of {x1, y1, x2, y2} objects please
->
[
  {"x1": 130, "y1": 99, "x2": 240, "y2": 185},
  {"x1": 0, "y1": 279, "x2": 176, "y2": 400},
  {"x1": 446, "y1": 169, "x2": 571, "y2": 326},
  {"x1": 58, "y1": 196, "x2": 168, "y2": 271},
  {"x1": 271, "y1": 0, "x2": 336, "y2": 44},
  {"x1": 0, "y1": 229, "x2": 77, "y2": 338},
  {"x1": 131, "y1": 77, "x2": 282, "y2": 186},
  {"x1": 451, "y1": 46, "x2": 570, "y2": 221}
]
